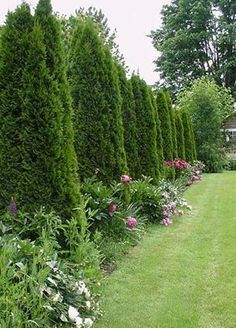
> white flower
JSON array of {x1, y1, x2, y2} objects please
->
[
  {"x1": 77, "y1": 281, "x2": 86, "y2": 294},
  {"x1": 84, "y1": 318, "x2": 94, "y2": 327},
  {"x1": 187, "y1": 205, "x2": 192, "y2": 211},
  {"x1": 75, "y1": 316, "x2": 83, "y2": 328},
  {"x1": 86, "y1": 301, "x2": 91, "y2": 310},
  {"x1": 52, "y1": 292, "x2": 63, "y2": 303},
  {"x1": 68, "y1": 306, "x2": 80, "y2": 322},
  {"x1": 60, "y1": 313, "x2": 68, "y2": 322},
  {"x1": 84, "y1": 288, "x2": 91, "y2": 299}
]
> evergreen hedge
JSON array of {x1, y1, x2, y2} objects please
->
[
  {"x1": 156, "y1": 90, "x2": 173, "y2": 161},
  {"x1": 69, "y1": 18, "x2": 127, "y2": 183},
  {"x1": 117, "y1": 64, "x2": 140, "y2": 179},
  {"x1": 131, "y1": 75, "x2": 160, "y2": 183},
  {"x1": 0, "y1": 3, "x2": 81, "y2": 219}
]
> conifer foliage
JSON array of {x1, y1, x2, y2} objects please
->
[
  {"x1": 117, "y1": 64, "x2": 140, "y2": 179},
  {"x1": 0, "y1": 2, "x2": 81, "y2": 218},
  {"x1": 175, "y1": 111, "x2": 186, "y2": 160},
  {"x1": 181, "y1": 110, "x2": 196, "y2": 163},
  {"x1": 69, "y1": 18, "x2": 127, "y2": 183},
  {"x1": 130, "y1": 75, "x2": 160, "y2": 183},
  {"x1": 165, "y1": 92, "x2": 178, "y2": 159},
  {"x1": 156, "y1": 90, "x2": 173, "y2": 161}
]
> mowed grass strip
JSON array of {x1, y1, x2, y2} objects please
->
[{"x1": 95, "y1": 172, "x2": 236, "y2": 328}]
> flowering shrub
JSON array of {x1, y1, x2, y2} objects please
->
[
  {"x1": 0, "y1": 231, "x2": 101, "y2": 327},
  {"x1": 164, "y1": 159, "x2": 188, "y2": 170},
  {"x1": 158, "y1": 179, "x2": 193, "y2": 226},
  {"x1": 130, "y1": 176, "x2": 163, "y2": 223}
]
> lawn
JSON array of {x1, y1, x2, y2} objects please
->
[{"x1": 95, "y1": 172, "x2": 236, "y2": 328}]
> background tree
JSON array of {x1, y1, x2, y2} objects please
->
[
  {"x1": 156, "y1": 90, "x2": 173, "y2": 161},
  {"x1": 131, "y1": 75, "x2": 160, "y2": 183},
  {"x1": 151, "y1": 0, "x2": 236, "y2": 97},
  {"x1": 180, "y1": 110, "x2": 196, "y2": 163},
  {"x1": 178, "y1": 77, "x2": 234, "y2": 171},
  {"x1": 69, "y1": 18, "x2": 127, "y2": 183},
  {"x1": 175, "y1": 111, "x2": 186, "y2": 160}
]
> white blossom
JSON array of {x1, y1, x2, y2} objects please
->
[
  {"x1": 75, "y1": 316, "x2": 83, "y2": 328},
  {"x1": 84, "y1": 318, "x2": 94, "y2": 327},
  {"x1": 68, "y1": 306, "x2": 80, "y2": 322},
  {"x1": 86, "y1": 301, "x2": 91, "y2": 310}
]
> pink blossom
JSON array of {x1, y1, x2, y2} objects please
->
[
  {"x1": 177, "y1": 210, "x2": 184, "y2": 216},
  {"x1": 162, "y1": 192, "x2": 170, "y2": 200},
  {"x1": 126, "y1": 216, "x2": 138, "y2": 229},
  {"x1": 108, "y1": 202, "x2": 117, "y2": 213},
  {"x1": 170, "y1": 202, "x2": 176, "y2": 210},
  {"x1": 120, "y1": 175, "x2": 132, "y2": 184}
]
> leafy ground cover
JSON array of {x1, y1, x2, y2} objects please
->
[{"x1": 95, "y1": 172, "x2": 236, "y2": 328}]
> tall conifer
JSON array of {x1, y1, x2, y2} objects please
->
[
  {"x1": 117, "y1": 64, "x2": 140, "y2": 179},
  {"x1": 181, "y1": 110, "x2": 195, "y2": 163},
  {"x1": 148, "y1": 87, "x2": 164, "y2": 174},
  {"x1": 69, "y1": 18, "x2": 127, "y2": 183},
  {"x1": 165, "y1": 91, "x2": 178, "y2": 159},
  {"x1": 175, "y1": 111, "x2": 186, "y2": 160},
  {"x1": 130, "y1": 75, "x2": 160, "y2": 183},
  {"x1": 0, "y1": 3, "x2": 80, "y2": 219},
  {"x1": 156, "y1": 90, "x2": 173, "y2": 161}
]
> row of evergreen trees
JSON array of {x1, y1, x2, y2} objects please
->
[{"x1": 0, "y1": 0, "x2": 196, "y2": 219}]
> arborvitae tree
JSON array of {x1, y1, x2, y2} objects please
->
[
  {"x1": 117, "y1": 64, "x2": 140, "y2": 179},
  {"x1": 181, "y1": 110, "x2": 195, "y2": 163},
  {"x1": 0, "y1": 4, "x2": 34, "y2": 211},
  {"x1": 189, "y1": 116, "x2": 197, "y2": 160},
  {"x1": 69, "y1": 18, "x2": 127, "y2": 183},
  {"x1": 156, "y1": 90, "x2": 173, "y2": 161},
  {"x1": 35, "y1": 0, "x2": 81, "y2": 216},
  {"x1": 130, "y1": 75, "x2": 160, "y2": 183},
  {"x1": 165, "y1": 91, "x2": 178, "y2": 159},
  {"x1": 148, "y1": 87, "x2": 164, "y2": 175},
  {"x1": 175, "y1": 111, "x2": 186, "y2": 160},
  {"x1": 0, "y1": 4, "x2": 80, "y2": 219}
]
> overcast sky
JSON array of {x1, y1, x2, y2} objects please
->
[{"x1": 0, "y1": 0, "x2": 171, "y2": 84}]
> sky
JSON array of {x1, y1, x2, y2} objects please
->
[{"x1": 0, "y1": 0, "x2": 171, "y2": 85}]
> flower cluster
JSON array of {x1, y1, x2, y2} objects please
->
[
  {"x1": 164, "y1": 159, "x2": 188, "y2": 170},
  {"x1": 39, "y1": 259, "x2": 101, "y2": 328},
  {"x1": 126, "y1": 216, "x2": 138, "y2": 229}
]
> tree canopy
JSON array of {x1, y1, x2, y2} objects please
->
[{"x1": 151, "y1": 0, "x2": 236, "y2": 97}]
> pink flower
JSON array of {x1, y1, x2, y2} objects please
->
[
  {"x1": 177, "y1": 210, "x2": 184, "y2": 216},
  {"x1": 170, "y1": 202, "x2": 176, "y2": 210},
  {"x1": 120, "y1": 175, "x2": 132, "y2": 184},
  {"x1": 126, "y1": 216, "x2": 138, "y2": 229},
  {"x1": 108, "y1": 202, "x2": 117, "y2": 213},
  {"x1": 162, "y1": 192, "x2": 170, "y2": 200}
]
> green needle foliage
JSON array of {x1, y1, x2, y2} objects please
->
[
  {"x1": 0, "y1": 4, "x2": 34, "y2": 211},
  {"x1": 130, "y1": 75, "x2": 160, "y2": 183},
  {"x1": 175, "y1": 111, "x2": 186, "y2": 160},
  {"x1": 156, "y1": 90, "x2": 173, "y2": 161},
  {"x1": 117, "y1": 64, "x2": 140, "y2": 179},
  {"x1": 165, "y1": 91, "x2": 178, "y2": 159},
  {"x1": 0, "y1": 3, "x2": 81, "y2": 219},
  {"x1": 181, "y1": 110, "x2": 196, "y2": 163},
  {"x1": 69, "y1": 18, "x2": 127, "y2": 183},
  {"x1": 148, "y1": 87, "x2": 164, "y2": 175}
]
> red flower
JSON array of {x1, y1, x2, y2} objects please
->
[{"x1": 108, "y1": 202, "x2": 117, "y2": 213}]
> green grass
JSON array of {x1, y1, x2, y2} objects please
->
[{"x1": 95, "y1": 172, "x2": 236, "y2": 328}]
